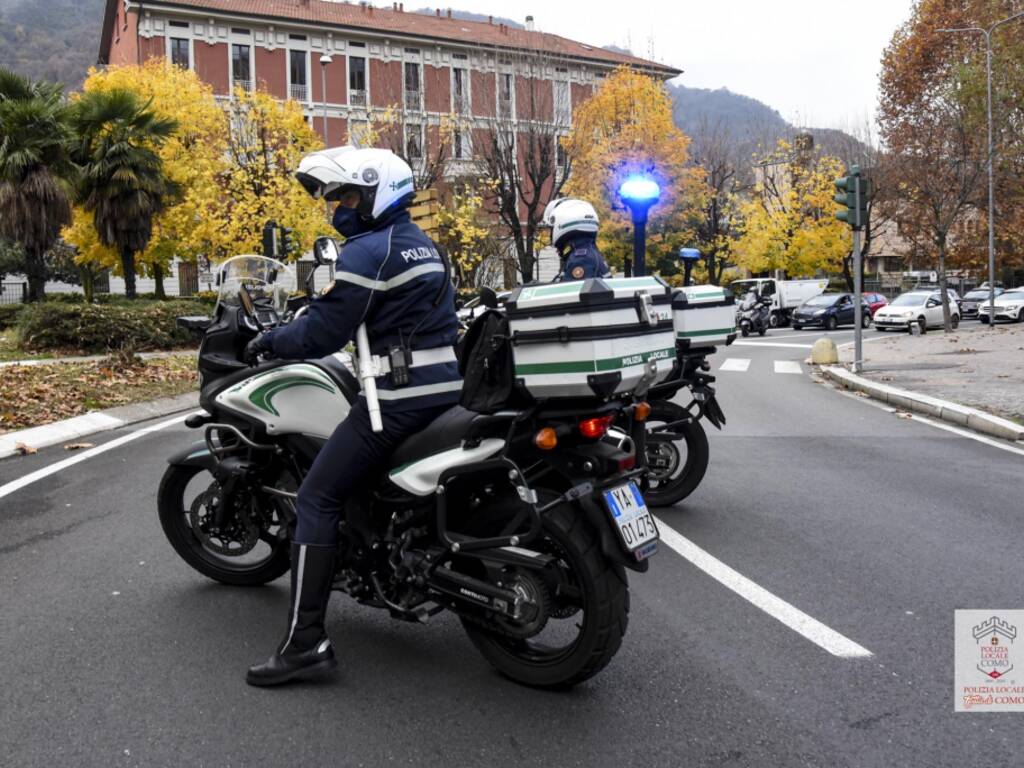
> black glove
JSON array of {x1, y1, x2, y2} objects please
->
[{"x1": 244, "y1": 333, "x2": 273, "y2": 367}]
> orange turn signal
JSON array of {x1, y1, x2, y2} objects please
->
[
  {"x1": 534, "y1": 427, "x2": 558, "y2": 450},
  {"x1": 634, "y1": 402, "x2": 652, "y2": 422}
]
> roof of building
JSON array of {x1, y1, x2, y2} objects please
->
[{"x1": 99, "y1": 0, "x2": 681, "y2": 77}]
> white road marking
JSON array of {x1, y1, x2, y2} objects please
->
[
  {"x1": 719, "y1": 358, "x2": 751, "y2": 372},
  {"x1": 654, "y1": 518, "x2": 874, "y2": 658},
  {"x1": 0, "y1": 414, "x2": 188, "y2": 500},
  {"x1": 774, "y1": 360, "x2": 803, "y2": 375},
  {"x1": 830, "y1": 387, "x2": 1024, "y2": 458},
  {"x1": 732, "y1": 341, "x2": 813, "y2": 349}
]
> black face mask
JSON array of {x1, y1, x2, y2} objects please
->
[{"x1": 332, "y1": 205, "x2": 369, "y2": 238}]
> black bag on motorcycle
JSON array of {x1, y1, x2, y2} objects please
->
[{"x1": 457, "y1": 309, "x2": 519, "y2": 413}]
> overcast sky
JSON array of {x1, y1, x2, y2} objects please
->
[{"x1": 438, "y1": 0, "x2": 917, "y2": 130}]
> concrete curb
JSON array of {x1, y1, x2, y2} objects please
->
[
  {"x1": 0, "y1": 392, "x2": 199, "y2": 459},
  {"x1": 0, "y1": 349, "x2": 198, "y2": 368},
  {"x1": 821, "y1": 365, "x2": 1024, "y2": 443}
]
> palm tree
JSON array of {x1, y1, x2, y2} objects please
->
[
  {"x1": 0, "y1": 69, "x2": 75, "y2": 302},
  {"x1": 71, "y1": 89, "x2": 177, "y2": 299}
]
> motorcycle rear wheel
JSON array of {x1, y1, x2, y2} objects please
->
[
  {"x1": 461, "y1": 502, "x2": 629, "y2": 689},
  {"x1": 642, "y1": 400, "x2": 710, "y2": 507},
  {"x1": 158, "y1": 464, "x2": 292, "y2": 586}
]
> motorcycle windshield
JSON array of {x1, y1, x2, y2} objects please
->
[{"x1": 215, "y1": 255, "x2": 297, "y2": 315}]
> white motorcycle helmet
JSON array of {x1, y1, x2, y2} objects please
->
[
  {"x1": 543, "y1": 197, "x2": 600, "y2": 250},
  {"x1": 295, "y1": 146, "x2": 416, "y2": 224}
]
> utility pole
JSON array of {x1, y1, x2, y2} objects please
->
[{"x1": 940, "y1": 10, "x2": 1024, "y2": 329}]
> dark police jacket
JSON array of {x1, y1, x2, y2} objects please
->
[
  {"x1": 560, "y1": 234, "x2": 611, "y2": 281},
  {"x1": 263, "y1": 209, "x2": 461, "y2": 412}
]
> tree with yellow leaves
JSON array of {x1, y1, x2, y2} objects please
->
[
  {"x1": 732, "y1": 140, "x2": 851, "y2": 277},
  {"x1": 208, "y1": 87, "x2": 332, "y2": 259},
  {"x1": 562, "y1": 66, "x2": 704, "y2": 276},
  {"x1": 68, "y1": 60, "x2": 225, "y2": 296}
]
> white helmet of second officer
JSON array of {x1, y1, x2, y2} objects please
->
[
  {"x1": 295, "y1": 146, "x2": 416, "y2": 225},
  {"x1": 543, "y1": 197, "x2": 600, "y2": 250}
]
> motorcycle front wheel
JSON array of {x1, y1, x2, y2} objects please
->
[
  {"x1": 642, "y1": 400, "x2": 710, "y2": 507},
  {"x1": 461, "y1": 501, "x2": 629, "y2": 689},
  {"x1": 158, "y1": 464, "x2": 292, "y2": 586}
]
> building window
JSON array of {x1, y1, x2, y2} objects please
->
[
  {"x1": 289, "y1": 33, "x2": 307, "y2": 41},
  {"x1": 349, "y1": 56, "x2": 367, "y2": 106},
  {"x1": 231, "y1": 44, "x2": 252, "y2": 91},
  {"x1": 289, "y1": 50, "x2": 308, "y2": 101},
  {"x1": 404, "y1": 62, "x2": 421, "y2": 110},
  {"x1": 453, "y1": 127, "x2": 471, "y2": 159},
  {"x1": 168, "y1": 20, "x2": 189, "y2": 29},
  {"x1": 169, "y1": 38, "x2": 190, "y2": 69},
  {"x1": 350, "y1": 120, "x2": 370, "y2": 146},
  {"x1": 498, "y1": 72, "x2": 514, "y2": 119},
  {"x1": 554, "y1": 80, "x2": 571, "y2": 125},
  {"x1": 406, "y1": 124, "x2": 423, "y2": 160},
  {"x1": 231, "y1": 27, "x2": 251, "y2": 36},
  {"x1": 452, "y1": 67, "x2": 469, "y2": 114},
  {"x1": 556, "y1": 139, "x2": 568, "y2": 174}
]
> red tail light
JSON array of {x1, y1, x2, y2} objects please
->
[
  {"x1": 578, "y1": 414, "x2": 615, "y2": 439},
  {"x1": 617, "y1": 455, "x2": 636, "y2": 472}
]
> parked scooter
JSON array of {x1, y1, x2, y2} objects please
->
[{"x1": 737, "y1": 295, "x2": 771, "y2": 337}]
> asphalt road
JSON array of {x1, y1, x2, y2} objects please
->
[{"x1": 2, "y1": 320, "x2": 1021, "y2": 768}]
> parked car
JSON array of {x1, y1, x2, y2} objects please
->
[
  {"x1": 873, "y1": 290, "x2": 960, "y2": 333},
  {"x1": 977, "y1": 288, "x2": 1024, "y2": 324},
  {"x1": 791, "y1": 293, "x2": 873, "y2": 330},
  {"x1": 962, "y1": 287, "x2": 1005, "y2": 319},
  {"x1": 862, "y1": 292, "x2": 888, "y2": 316}
]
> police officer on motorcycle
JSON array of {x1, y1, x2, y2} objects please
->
[
  {"x1": 543, "y1": 197, "x2": 610, "y2": 281},
  {"x1": 243, "y1": 147, "x2": 461, "y2": 686}
]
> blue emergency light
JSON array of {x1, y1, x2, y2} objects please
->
[{"x1": 618, "y1": 175, "x2": 661, "y2": 277}]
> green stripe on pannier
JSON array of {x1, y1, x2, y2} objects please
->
[{"x1": 515, "y1": 347, "x2": 675, "y2": 376}]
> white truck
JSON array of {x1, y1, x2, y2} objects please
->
[{"x1": 729, "y1": 278, "x2": 829, "y2": 327}]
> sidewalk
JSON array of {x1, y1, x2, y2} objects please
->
[
  {"x1": 836, "y1": 322, "x2": 1024, "y2": 428},
  {"x1": 0, "y1": 349, "x2": 197, "y2": 368}
]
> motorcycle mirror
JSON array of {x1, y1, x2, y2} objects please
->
[
  {"x1": 480, "y1": 287, "x2": 498, "y2": 309},
  {"x1": 313, "y1": 236, "x2": 341, "y2": 267}
]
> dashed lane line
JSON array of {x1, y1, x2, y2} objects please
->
[
  {"x1": 774, "y1": 360, "x2": 803, "y2": 374},
  {"x1": 718, "y1": 358, "x2": 751, "y2": 372},
  {"x1": 0, "y1": 414, "x2": 188, "y2": 500},
  {"x1": 654, "y1": 518, "x2": 874, "y2": 659}
]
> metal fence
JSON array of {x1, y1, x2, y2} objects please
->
[{"x1": 0, "y1": 282, "x2": 27, "y2": 305}]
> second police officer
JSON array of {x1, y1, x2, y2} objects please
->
[
  {"x1": 243, "y1": 147, "x2": 461, "y2": 687},
  {"x1": 543, "y1": 197, "x2": 611, "y2": 281}
]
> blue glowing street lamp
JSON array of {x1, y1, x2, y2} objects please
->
[{"x1": 618, "y1": 176, "x2": 660, "y2": 277}]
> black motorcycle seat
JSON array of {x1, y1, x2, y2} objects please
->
[
  {"x1": 312, "y1": 353, "x2": 360, "y2": 401},
  {"x1": 389, "y1": 406, "x2": 479, "y2": 469}
]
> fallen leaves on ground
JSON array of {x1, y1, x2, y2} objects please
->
[
  {"x1": 0, "y1": 354, "x2": 197, "y2": 432},
  {"x1": 14, "y1": 442, "x2": 37, "y2": 454},
  {"x1": 63, "y1": 442, "x2": 96, "y2": 450}
]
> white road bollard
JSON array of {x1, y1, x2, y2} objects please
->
[
  {"x1": 810, "y1": 337, "x2": 839, "y2": 365},
  {"x1": 355, "y1": 324, "x2": 384, "y2": 433}
]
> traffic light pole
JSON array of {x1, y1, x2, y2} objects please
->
[{"x1": 852, "y1": 225, "x2": 863, "y2": 374}]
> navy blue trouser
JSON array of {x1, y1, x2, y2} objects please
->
[{"x1": 294, "y1": 400, "x2": 452, "y2": 546}]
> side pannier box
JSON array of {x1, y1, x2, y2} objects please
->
[
  {"x1": 505, "y1": 276, "x2": 676, "y2": 401},
  {"x1": 672, "y1": 285, "x2": 737, "y2": 352}
]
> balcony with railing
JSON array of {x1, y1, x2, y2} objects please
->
[
  {"x1": 349, "y1": 89, "x2": 367, "y2": 108},
  {"x1": 233, "y1": 78, "x2": 253, "y2": 93},
  {"x1": 289, "y1": 84, "x2": 308, "y2": 102},
  {"x1": 453, "y1": 94, "x2": 470, "y2": 115},
  {"x1": 498, "y1": 96, "x2": 514, "y2": 119}
]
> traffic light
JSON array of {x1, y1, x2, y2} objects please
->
[
  {"x1": 834, "y1": 165, "x2": 871, "y2": 230},
  {"x1": 261, "y1": 219, "x2": 278, "y2": 257},
  {"x1": 279, "y1": 226, "x2": 296, "y2": 257}
]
